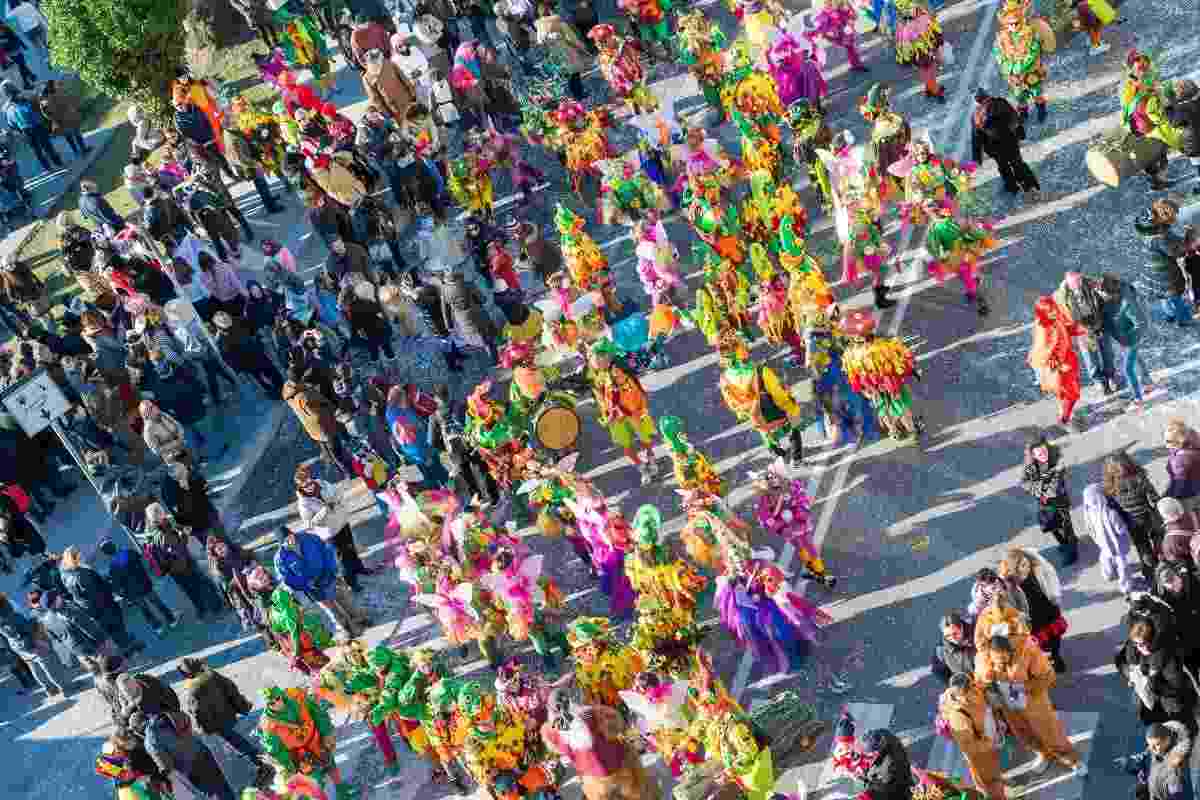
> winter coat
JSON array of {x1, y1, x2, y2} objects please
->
[
  {"x1": 307, "y1": 202, "x2": 356, "y2": 249},
  {"x1": 105, "y1": 547, "x2": 155, "y2": 600},
  {"x1": 273, "y1": 531, "x2": 339, "y2": 601},
  {"x1": 35, "y1": 600, "x2": 109, "y2": 657},
  {"x1": 215, "y1": 319, "x2": 271, "y2": 373},
  {"x1": 1162, "y1": 515, "x2": 1199, "y2": 565},
  {"x1": 439, "y1": 272, "x2": 496, "y2": 346},
  {"x1": 0, "y1": 492, "x2": 44, "y2": 558},
  {"x1": 1111, "y1": 468, "x2": 1163, "y2": 531},
  {"x1": 143, "y1": 712, "x2": 229, "y2": 795},
  {"x1": 160, "y1": 474, "x2": 220, "y2": 536},
  {"x1": 1147, "y1": 721, "x2": 1196, "y2": 800},
  {"x1": 1057, "y1": 276, "x2": 1106, "y2": 334},
  {"x1": 971, "y1": 95, "x2": 1025, "y2": 163},
  {"x1": 1167, "y1": 444, "x2": 1200, "y2": 503},
  {"x1": 325, "y1": 242, "x2": 372, "y2": 281},
  {"x1": 79, "y1": 190, "x2": 126, "y2": 231},
  {"x1": 0, "y1": 603, "x2": 40, "y2": 652},
  {"x1": 183, "y1": 668, "x2": 253, "y2": 735},
  {"x1": 142, "y1": 411, "x2": 189, "y2": 463},
  {"x1": 60, "y1": 564, "x2": 120, "y2": 619},
  {"x1": 1116, "y1": 636, "x2": 1197, "y2": 716},
  {"x1": 123, "y1": 673, "x2": 182, "y2": 720},
  {"x1": 283, "y1": 380, "x2": 338, "y2": 443},
  {"x1": 1145, "y1": 230, "x2": 1190, "y2": 299},
  {"x1": 930, "y1": 635, "x2": 977, "y2": 685},
  {"x1": 341, "y1": 295, "x2": 390, "y2": 340},
  {"x1": 362, "y1": 60, "x2": 418, "y2": 122},
  {"x1": 142, "y1": 366, "x2": 207, "y2": 427},
  {"x1": 1021, "y1": 450, "x2": 1069, "y2": 508},
  {"x1": 39, "y1": 89, "x2": 83, "y2": 133},
  {"x1": 1082, "y1": 483, "x2": 1133, "y2": 560},
  {"x1": 862, "y1": 730, "x2": 915, "y2": 800},
  {"x1": 1018, "y1": 574, "x2": 1061, "y2": 638}
]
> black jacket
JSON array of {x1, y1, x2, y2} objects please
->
[
  {"x1": 972, "y1": 96, "x2": 1026, "y2": 163},
  {"x1": 1116, "y1": 637, "x2": 1197, "y2": 715},
  {"x1": 35, "y1": 601, "x2": 109, "y2": 657},
  {"x1": 930, "y1": 637, "x2": 977, "y2": 685},
  {"x1": 60, "y1": 564, "x2": 120, "y2": 618},
  {"x1": 184, "y1": 668, "x2": 253, "y2": 734},
  {"x1": 0, "y1": 493, "x2": 44, "y2": 558},
  {"x1": 160, "y1": 475, "x2": 221, "y2": 535},
  {"x1": 1020, "y1": 574, "x2": 1062, "y2": 635},
  {"x1": 105, "y1": 547, "x2": 155, "y2": 600},
  {"x1": 1145, "y1": 231, "x2": 1190, "y2": 298},
  {"x1": 0, "y1": 603, "x2": 39, "y2": 651},
  {"x1": 863, "y1": 730, "x2": 916, "y2": 800}
]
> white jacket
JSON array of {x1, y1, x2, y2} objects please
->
[{"x1": 296, "y1": 480, "x2": 347, "y2": 540}]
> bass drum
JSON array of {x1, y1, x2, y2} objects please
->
[{"x1": 533, "y1": 401, "x2": 581, "y2": 452}]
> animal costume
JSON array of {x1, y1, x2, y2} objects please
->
[
  {"x1": 626, "y1": 506, "x2": 708, "y2": 678},
  {"x1": 894, "y1": 0, "x2": 944, "y2": 100},
  {"x1": 994, "y1": 0, "x2": 1055, "y2": 121},
  {"x1": 677, "y1": 12, "x2": 728, "y2": 115},
  {"x1": 840, "y1": 310, "x2": 921, "y2": 442},
  {"x1": 890, "y1": 134, "x2": 996, "y2": 312},
  {"x1": 937, "y1": 682, "x2": 1007, "y2": 799},
  {"x1": 659, "y1": 415, "x2": 724, "y2": 498},
  {"x1": 588, "y1": 24, "x2": 658, "y2": 113}
]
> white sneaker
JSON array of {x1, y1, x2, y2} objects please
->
[
  {"x1": 1030, "y1": 754, "x2": 1051, "y2": 775},
  {"x1": 1092, "y1": 42, "x2": 1110, "y2": 54}
]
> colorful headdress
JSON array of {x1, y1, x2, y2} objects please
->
[
  {"x1": 997, "y1": 0, "x2": 1030, "y2": 25},
  {"x1": 568, "y1": 617, "x2": 614, "y2": 649},
  {"x1": 429, "y1": 678, "x2": 462, "y2": 713},
  {"x1": 587, "y1": 23, "x2": 617, "y2": 44},
  {"x1": 857, "y1": 83, "x2": 892, "y2": 121},
  {"x1": 632, "y1": 505, "x2": 662, "y2": 548}
]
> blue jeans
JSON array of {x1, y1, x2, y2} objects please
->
[
  {"x1": 1078, "y1": 333, "x2": 1115, "y2": 385},
  {"x1": 1122, "y1": 345, "x2": 1153, "y2": 401},
  {"x1": 216, "y1": 722, "x2": 260, "y2": 762},
  {"x1": 1153, "y1": 295, "x2": 1194, "y2": 326}
]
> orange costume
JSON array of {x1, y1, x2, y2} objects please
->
[
  {"x1": 170, "y1": 79, "x2": 225, "y2": 153},
  {"x1": 938, "y1": 682, "x2": 1008, "y2": 799},
  {"x1": 1028, "y1": 296, "x2": 1084, "y2": 426},
  {"x1": 975, "y1": 636, "x2": 1079, "y2": 769}
]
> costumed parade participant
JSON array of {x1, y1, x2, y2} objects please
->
[
  {"x1": 424, "y1": 678, "x2": 470, "y2": 789},
  {"x1": 894, "y1": 0, "x2": 945, "y2": 102},
  {"x1": 858, "y1": 83, "x2": 912, "y2": 207},
  {"x1": 588, "y1": 24, "x2": 658, "y2": 114},
  {"x1": 717, "y1": 331, "x2": 805, "y2": 467},
  {"x1": 633, "y1": 214, "x2": 683, "y2": 309},
  {"x1": 266, "y1": 585, "x2": 334, "y2": 674},
  {"x1": 315, "y1": 642, "x2": 407, "y2": 778},
  {"x1": 767, "y1": 33, "x2": 827, "y2": 113},
  {"x1": 619, "y1": 672, "x2": 693, "y2": 776},
  {"x1": 274, "y1": 3, "x2": 337, "y2": 98},
  {"x1": 557, "y1": 203, "x2": 620, "y2": 315},
  {"x1": 598, "y1": 157, "x2": 669, "y2": 227},
  {"x1": 626, "y1": 505, "x2": 708, "y2": 678},
  {"x1": 729, "y1": 0, "x2": 784, "y2": 64},
  {"x1": 659, "y1": 415, "x2": 724, "y2": 497},
  {"x1": 890, "y1": 133, "x2": 997, "y2": 315},
  {"x1": 994, "y1": 0, "x2": 1056, "y2": 123},
  {"x1": 482, "y1": 546, "x2": 570, "y2": 669},
  {"x1": 456, "y1": 680, "x2": 559, "y2": 800},
  {"x1": 1122, "y1": 49, "x2": 1184, "y2": 191},
  {"x1": 676, "y1": 11, "x2": 729, "y2": 122},
  {"x1": 678, "y1": 481, "x2": 750, "y2": 576},
  {"x1": 541, "y1": 689, "x2": 657, "y2": 800},
  {"x1": 785, "y1": 99, "x2": 834, "y2": 209},
  {"x1": 552, "y1": 101, "x2": 613, "y2": 203},
  {"x1": 691, "y1": 244, "x2": 753, "y2": 346},
  {"x1": 447, "y1": 151, "x2": 496, "y2": 219},
  {"x1": 566, "y1": 617, "x2": 644, "y2": 708},
  {"x1": 818, "y1": 132, "x2": 895, "y2": 309},
  {"x1": 616, "y1": 0, "x2": 673, "y2": 59},
  {"x1": 725, "y1": 44, "x2": 786, "y2": 182},
  {"x1": 259, "y1": 686, "x2": 356, "y2": 800},
  {"x1": 589, "y1": 338, "x2": 660, "y2": 483},
  {"x1": 465, "y1": 380, "x2": 539, "y2": 494},
  {"x1": 840, "y1": 310, "x2": 922, "y2": 443},
  {"x1": 751, "y1": 459, "x2": 837, "y2": 588},
  {"x1": 799, "y1": 303, "x2": 878, "y2": 446},
  {"x1": 1027, "y1": 296, "x2": 1085, "y2": 430},
  {"x1": 801, "y1": 0, "x2": 868, "y2": 73},
  {"x1": 564, "y1": 473, "x2": 638, "y2": 617}
]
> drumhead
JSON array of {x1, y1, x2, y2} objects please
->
[{"x1": 534, "y1": 404, "x2": 581, "y2": 451}]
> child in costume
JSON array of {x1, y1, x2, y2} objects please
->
[
  {"x1": 890, "y1": 133, "x2": 997, "y2": 315},
  {"x1": 840, "y1": 310, "x2": 922, "y2": 443},
  {"x1": 817, "y1": 132, "x2": 895, "y2": 310},
  {"x1": 717, "y1": 332, "x2": 805, "y2": 467},
  {"x1": 633, "y1": 213, "x2": 683, "y2": 308},
  {"x1": 567, "y1": 617, "x2": 645, "y2": 708},
  {"x1": 659, "y1": 415, "x2": 724, "y2": 497},
  {"x1": 259, "y1": 687, "x2": 356, "y2": 800},
  {"x1": 588, "y1": 24, "x2": 658, "y2": 114},
  {"x1": 751, "y1": 243, "x2": 806, "y2": 364},
  {"x1": 751, "y1": 459, "x2": 836, "y2": 588},
  {"x1": 482, "y1": 547, "x2": 570, "y2": 669},
  {"x1": 1028, "y1": 295, "x2": 1085, "y2": 430},
  {"x1": 676, "y1": 12, "x2": 728, "y2": 121},
  {"x1": 588, "y1": 338, "x2": 660, "y2": 483},
  {"x1": 626, "y1": 505, "x2": 708, "y2": 678},
  {"x1": 802, "y1": 0, "x2": 868, "y2": 72},
  {"x1": 714, "y1": 536, "x2": 831, "y2": 675},
  {"x1": 994, "y1": 0, "x2": 1056, "y2": 123},
  {"x1": 894, "y1": 0, "x2": 945, "y2": 101}
]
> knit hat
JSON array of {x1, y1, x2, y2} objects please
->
[{"x1": 1158, "y1": 497, "x2": 1186, "y2": 523}]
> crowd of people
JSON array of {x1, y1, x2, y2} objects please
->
[{"x1": 0, "y1": 0, "x2": 1198, "y2": 798}]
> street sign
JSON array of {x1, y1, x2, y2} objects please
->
[{"x1": 0, "y1": 368, "x2": 72, "y2": 437}]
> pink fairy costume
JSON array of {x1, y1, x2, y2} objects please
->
[
  {"x1": 752, "y1": 273, "x2": 805, "y2": 361},
  {"x1": 801, "y1": 0, "x2": 867, "y2": 71},
  {"x1": 412, "y1": 573, "x2": 484, "y2": 645},
  {"x1": 566, "y1": 482, "x2": 636, "y2": 618},
  {"x1": 768, "y1": 32, "x2": 829, "y2": 108},
  {"x1": 714, "y1": 545, "x2": 831, "y2": 675},
  {"x1": 751, "y1": 460, "x2": 836, "y2": 587},
  {"x1": 818, "y1": 134, "x2": 891, "y2": 288},
  {"x1": 635, "y1": 218, "x2": 682, "y2": 307}
]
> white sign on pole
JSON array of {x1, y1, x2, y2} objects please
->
[{"x1": 0, "y1": 369, "x2": 72, "y2": 437}]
